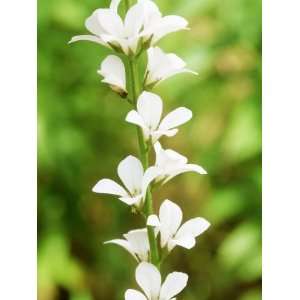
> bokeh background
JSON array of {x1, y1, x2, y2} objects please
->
[{"x1": 38, "y1": 0, "x2": 262, "y2": 299}]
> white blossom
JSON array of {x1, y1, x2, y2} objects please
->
[
  {"x1": 69, "y1": 0, "x2": 145, "y2": 55},
  {"x1": 147, "y1": 200, "x2": 210, "y2": 252},
  {"x1": 69, "y1": 0, "x2": 189, "y2": 56},
  {"x1": 125, "y1": 262, "x2": 188, "y2": 300},
  {"x1": 97, "y1": 55, "x2": 127, "y2": 97},
  {"x1": 153, "y1": 142, "x2": 207, "y2": 185},
  {"x1": 92, "y1": 155, "x2": 158, "y2": 207},
  {"x1": 145, "y1": 47, "x2": 197, "y2": 88},
  {"x1": 137, "y1": 0, "x2": 189, "y2": 46},
  {"x1": 105, "y1": 228, "x2": 150, "y2": 262},
  {"x1": 126, "y1": 91, "x2": 192, "y2": 143}
]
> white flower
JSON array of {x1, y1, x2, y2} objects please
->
[
  {"x1": 105, "y1": 228, "x2": 150, "y2": 262},
  {"x1": 97, "y1": 55, "x2": 127, "y2": 97},
  {"x1": 92, "y1": 155, "x2": 158, "y2": 207},
  {"x1": 126, "y1": 91, "x2": 192, "y2": 143},
  {"x1": 125, "y1": 262, "x2": 188, "y2": 300},
  {"x1": 145, "y1": 47, "x2": 197, "y2": 88},
  {"x1": 153, "y1": 142, "x2": 207, "y2": 185},
  {"x1": 69, "y1": 0, "x2": 189, "y2": 55},
  {"x1": 137, "y1": 0, "x2": 189, "y2": 46},
  {"x1": 147, "y1": 200, "x2": 210, "y2": 252},
  {"x1": 69, "y1": 0, "x2": 145, "y2": 55}
]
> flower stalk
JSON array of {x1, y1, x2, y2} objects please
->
[
  {"x1": 124, "y1": 0, "x2": 160, "y2": 267},
  {"x1": 128, "y1": 54, "x2": 160, "y2": 266},
  {"x1": 70, "y1": 0, "x2": 211, "y2": 298}
]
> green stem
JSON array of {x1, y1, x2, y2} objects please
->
[
  {"x1": 145, "y1": 188, "x2": 160, "y2": 266},
  {"x1": 127, "y1": 56, "x2": 160, "y2": 267}
]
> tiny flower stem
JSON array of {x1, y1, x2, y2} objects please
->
[
  {"x1": 127, "y1": 50, "x2": 160, "y2": 267},
  {"x1": 128, "y1": 58, "x2": 148, "y2": 166},
  {"x1": 145, "y1": 187, "x2": 160, "y2": 266}
]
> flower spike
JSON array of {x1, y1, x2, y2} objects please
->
[{"x1": 70, "y1": 1, "x2": 211, "y2": 298}]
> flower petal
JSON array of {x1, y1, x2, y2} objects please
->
[
  {"x1": 119, "y1": 195, "x2": 143, "y2": 206},
  {"x1": 159, "y1": 200, "x2": 182, "y2": 248},
  {"x1": 185, "y1": 164, "x2": 207, "y2": 174},
  {"x1": 176, "y1": 217, "x2": 210, "y2": 239},
  {"x1": 160, "y1": 272, "x2": 188, "y2": 300},
  {"x1": 138, "y1": 0, "x2": 161, "y2": 31},
  {"x1": 98, "y1": 55, "x2": 126, "y2": 82},
  {"x1": 147, "y1": 214, "x2": 161, "y2": 227},
  {"x1": 151, "y1": 129, "x2": 178, "y2": 143},
  {"x1": 162, "y1": 163, "x2": 207, "y2": 185},
  {"x1": 104, "y1": 239, "x2": 138, "y2": 261},
  {"x1": 85, "y1": 10, "x2": 106, "y2": 36},
  {"x1": 154, "y1": 144, "x2": 188, "y2": 175},
  {"x1": 124, "y1": 229, "x2": 150, "y2": 261},
  {"x1": 92, "y1": 179, "x2": 128, "y2": 196},
  {"x1": 118, "y1": 156, "x2": 144, "y2": 194},
  {"x1": 145, "y1": 47, "x2": 166, "y2": 85},
  {"x1": 97, "y1": 9, "x2": 125, "y2": 37},
  {"x1": 125, "y1": 289, "x2": 147, "y2": 300},
  {"x1": 152, "y1": 15, "x2": 188, "y2": 44},
  {"x1": 110, "y1": 0, "x2": 122, "y2": 12},
  {"x1": 166, "y1": 53, "x2": 186, "y2": 69},
  {"x1": 159, "y1": 107, "x2": 192, "y2": 131},
  {"x1": 126, "y1": 110, "x2": 148, "y2": 130},
  {"x1": 170, "y1": 234, "x2": 196, "y2": 250},
  {"x1": 100, "y1": 34, "x2": 130, "y2": 54},
  {"x1": 154, "y1": 142, "x2": 164, "y2": 165},
  {"x1": 98, "y1": 55, "x2": 127, "y2": 92},
  {"x1": 161, "y1": 53, "x2": 197, "y2": 81},
  {"x1": 136, "y1": 262, "x2": 161, "y2": 299},
  {"x1": 137, "y1": 92, "x2": 163, "y2": 131},
  {"x1": 124, "y1": 2, "x2": 144, "y2": 37},
  {"x1": 68, "y1": 35, "x2": 106, "y2": 46},
  {"x1": 146, "y1": 47, "x2": 197, "y2": 86},
  {"x1": 164, "y1": 149, "x2": 188, "y2": 165},
  {"x1": 142, "y1": 166, "x2": 160, "y2": 197},
  {"x1": 168, "y1": 163, "x2": 207, "y2": 179},
  {"x1": 160, "y1": 129, "x2": 178, "y2": 137},
  {"x1": 146, "y1": 47, "x2": 161, "y2": 71},
  {"x1": 164, "y1": 67, "x2": 197, "y2": 82}
]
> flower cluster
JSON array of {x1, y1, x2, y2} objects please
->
[
  {"x1": 70, "y1": 0, "x2": 210, "y2": 299},
  {"x1": 69, "y1": 0, "x2": 189, "y2": 56}
]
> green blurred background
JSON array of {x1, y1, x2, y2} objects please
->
[{"x1": 38, "y1": 0, "x2": 261, "y2": 299}]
